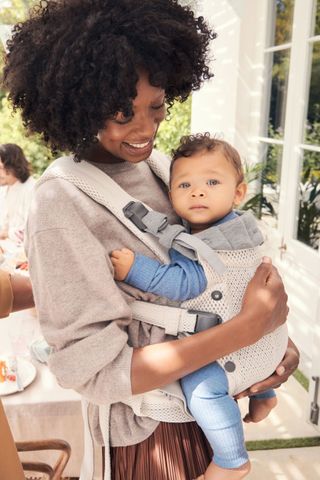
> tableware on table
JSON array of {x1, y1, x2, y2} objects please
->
[
  {"x1": 30, "y1": 338, "x2": 53, "y2": 364},
  {"x1": 0, "y1": 356, "x2": 37, "y2": 395}
]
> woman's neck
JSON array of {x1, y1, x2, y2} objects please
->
[{"x1": 84, "y1": 143, "x2": 125, "y2": 165}]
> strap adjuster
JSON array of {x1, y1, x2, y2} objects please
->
[
  {"x1": 123, "y1": 201, "x2": 149, "y2": 231},
  {"x1": 189, "y1": 310, "x2": 223, "y2": 333}
]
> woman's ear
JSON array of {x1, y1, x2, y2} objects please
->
[{"x1": 233, "y1": 182, "x2": 247, "y2": 206}]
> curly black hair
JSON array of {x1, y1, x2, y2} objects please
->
[
  {"x1": 0, "y1": 143, "x2": 31, "y2": 182},
  {"x1": 170, "y1": 132, "x2": 244, "y2": 184},
  {"x1": 2, "y1": 0, "x2": 216, "y2": 157}
]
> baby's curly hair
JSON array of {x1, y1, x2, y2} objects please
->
[
  {"x1": 2, "y1": 0, "x2": 216, "y2": 157},
  {"x1": 170, "y1": 132, "x2": 244, "y2": 184}
]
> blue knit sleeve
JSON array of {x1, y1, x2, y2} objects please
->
[{"x1": 125, "y1": 249, "x2": 207, "y2": 301}]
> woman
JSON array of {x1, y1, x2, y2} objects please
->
[
  {"x1": 0, "y1": 143, "x2": 35, "y2": 241},
  {"x1": 3, "y1": 1, "x2": 299, "y2": 479}
]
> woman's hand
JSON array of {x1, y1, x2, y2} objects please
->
[
  {"x1": 240, "y1": 257, "x2": 289, "y2": 343},
  {"x1": 235, "y1": 338, "x2": 300, "y2": 399}
]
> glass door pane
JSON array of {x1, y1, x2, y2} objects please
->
[
  {"x1": 270, "y1": 0, "x2": 295, "y2": 46},
  {"x1": 304, "y1": 42, "x2": 320, "y2": 146},
  {"x1": 314, "y1": 0, "x2": 320, "y2": 35},
  {"x1": 266, "y1": 49, "x2": 291, "y2": 138},
  {"x1": 296, "y1": 151, "x2": 320, "y2": 250},
  {"x1": 259, "y1": 142, "x2": 283, "y2": 227}
]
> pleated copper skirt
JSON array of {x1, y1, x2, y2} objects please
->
[{"x1": 110, "y1": 421, "x2": 212, "y2": 480}]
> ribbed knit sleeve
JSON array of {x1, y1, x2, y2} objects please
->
[{"x1": 126, "y1": 250, "x2": 207, "y2": 301}]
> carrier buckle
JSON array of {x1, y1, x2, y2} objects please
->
[
  {"x1": 190, "y1": 310, "x2": 223, "y2": 333},
  {"x1": 123, "y1": 201, "x2": 149, "y2": 231}
]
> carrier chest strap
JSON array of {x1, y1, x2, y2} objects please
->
[
  {"x1": 123, "y1": 201, "x2": 226, "y2": 275},
  {"x1": 131, "y1": 300, "x2": 223, "y2": 335}
]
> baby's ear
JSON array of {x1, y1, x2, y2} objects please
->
[{"x1": 234, "y1": 182, "x2": 247, "y2": 206}]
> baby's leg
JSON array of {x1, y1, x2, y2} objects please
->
[
  {"x1": 243, "y1": 389, "x2": 277, "y2": 423},
  {"x1": 182, "y1": 362, "x2": 250, "y2": 480}
]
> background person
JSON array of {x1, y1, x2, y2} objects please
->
[
  {"x1": 2, "y1": 1, "x2": 299, "y2": 478},
  {"x1": 0, "y1": 143, "x2": 35, "y2": 242}
]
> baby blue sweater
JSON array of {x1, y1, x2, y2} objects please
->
[{"x1": 125, "y1": 211, "x2": 238, "y2": 301}]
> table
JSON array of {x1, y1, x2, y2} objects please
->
[{"x1": 0, "y1": 310, "x2": 102, "y2": 478}]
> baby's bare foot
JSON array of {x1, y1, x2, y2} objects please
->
[
  {"x1": 203, "y1": 461, "x2": 250, "y2": 479},
  {"x1": 243, "y1": 396, "x2": 277, "y2": 423}
]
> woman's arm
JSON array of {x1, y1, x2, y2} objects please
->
[
  {"x1": 0, "y1": 270, "x2": 34, "y2": 317},
  {"x1": 131, "y1": 260, "x2": 288, "y2": 394},
  {"x1": 0, "y1": 271, "x2": 34, "y2": 317},
  {"x1": 10, "y1": 274, "x2": 34, "y2": 312}
]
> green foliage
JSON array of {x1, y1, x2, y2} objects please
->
[
  {"x1": 0, "y1": 0, "x2": 52, "y2": 176},
  {"x1": 155, "y1": 98, "x2": 191, "y2": 156},
  {"x1": 297, "y1": 163, "x2": 320, "y2": 249},
  {"x1": 0, "y1": 0, "x2": 35, "y2": 24},
  {"x1": 274, "y1": 0, "x2": 295, "y2": 45},
  {"x1": 0, "y1": 97, "x2": 54, "y2": 176}
]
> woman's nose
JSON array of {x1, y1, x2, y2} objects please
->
[{"x1": 134, "y1": 113, "x2": 157, "y2": 137}]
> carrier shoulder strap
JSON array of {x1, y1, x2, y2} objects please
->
[{"x1": 37, "y1": 152, "x2": 171, "y2": 264}]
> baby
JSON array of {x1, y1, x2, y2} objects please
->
[{"x1": 111, "y1": 133, "x2": 288, "y2": 480}]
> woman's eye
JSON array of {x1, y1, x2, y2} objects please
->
[
  {"x1": 112, "y1": 112, "x2": 133, "y2": 125},
  {"x1": 207, "y1": 179, "x2": 219, "y2": 186},
  {"x1": 179, "y1": 182, "x2": 190, "y2": 189},
  {"x1": 152, "y1": 102, "x2": 165, "y2": 111}
]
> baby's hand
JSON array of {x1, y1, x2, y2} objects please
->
[{"x1": 110, "y1": 248, "x2": 135, "y2": 281}]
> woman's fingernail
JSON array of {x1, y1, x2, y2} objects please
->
[
  {"x1": 277, "y1": 366, "x2": 285, "y2": 375},
  {"x1": 261, "y1": 256, "x2": 271, "y2": 264}
]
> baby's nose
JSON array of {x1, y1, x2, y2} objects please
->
[{"x1": 191, "y1": 190, "x2": 205, "y2": 197}]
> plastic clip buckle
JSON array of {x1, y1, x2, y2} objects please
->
[
  {"x1": 190, "y1": 310, "x2": 223, "y2": 333},
  {"x1": 123, "y1": 201, "x2": 149, "y2": 231}
]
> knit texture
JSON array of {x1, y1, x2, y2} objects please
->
[
  {"x1": 182, "y1": 247, "x2": 288, "y2": 395},
  {"x1": 25, "y1": 154, "x2": 181, "y2": 447}
]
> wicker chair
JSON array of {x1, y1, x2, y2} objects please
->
[{"x1": 0, "y1": 399, "x2": 71, "y2": 480}]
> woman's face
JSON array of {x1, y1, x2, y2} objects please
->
[{"x1": 98, "y1": 72, "x2": 166, "y2": 164}]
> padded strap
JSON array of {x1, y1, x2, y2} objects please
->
[
  {"x1": 131, "y1": 301, "x2": 197, "y2": 335},
  {"x1": 124, "y1": 201, "x2": 226, "y2": 274},
  {"x1": 39, "y1": 156, "x2": 170, "y2": 264},
  {"x1": 131, "y1": 300, "x2": 223, "y2": 335}
]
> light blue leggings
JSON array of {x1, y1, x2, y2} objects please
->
[{"x1": 181, "y1": 362, "x2": 275, "y2": 469}]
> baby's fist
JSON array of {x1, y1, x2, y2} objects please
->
[{"x1": 110, "y1": 248, "x2": 135, "y2": 281}]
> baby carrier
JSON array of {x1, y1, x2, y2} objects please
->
[{"x1": 37, "y1": 151, "x2": 288, "y2": 480}]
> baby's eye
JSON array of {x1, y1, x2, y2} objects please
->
[
  {"x1": 178, "y1": 182, "x2": 191, "y2": 189},
  {"x1": 207, "y1": 179, "x2": 219, "y2": 186}
]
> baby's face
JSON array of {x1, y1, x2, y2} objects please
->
[{"x1": 169, "y1": 150, "x2": 246, "y2": 233}]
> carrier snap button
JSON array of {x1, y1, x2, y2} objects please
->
[
  {"x1": 211, "y1": 290, "x2": 223, "y2": 301},
  {"x1": 224, "y1": 361, "x2": 236, "y2": 372}
]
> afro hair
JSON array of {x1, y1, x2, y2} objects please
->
[{"x1": 3, "y1": 0, "x2": 216, "y2": 156}]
